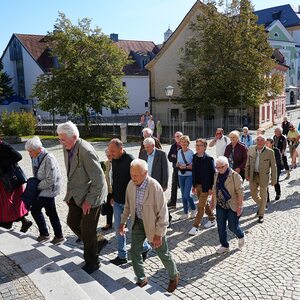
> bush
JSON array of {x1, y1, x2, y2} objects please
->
[{"x1": 1, "y1": 111, "x2": 36, "y2": 136}]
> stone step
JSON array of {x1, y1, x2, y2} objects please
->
[
  {"x1": 0, "y1": 228, "x2": 170, "y2": 299},
  {"x1": 0, "y1": 230, "x2": 91, "y2": 300}
]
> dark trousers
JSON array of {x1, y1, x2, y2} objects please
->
[
  {"x1": 169, "y1": 168, "x2": 179, "y2": 205},
  {"x1": 67, "y1": 199, "x2": 100, "y2": 267},
  {"x1": 267, "y1": 171, "x2": 281, "y2": 201},
  {"x1": 282, "y1": 155, "x2": 289, "y2": 171},
  {"x1": 216, "y1": 205, "x2": 244, "y2": 248},
  {"x1": 106, "y1": 204, "x2": 113, "y2": 226},
  {"x1": 31, "y1": 196, "x2": 62, "y2": 238}
]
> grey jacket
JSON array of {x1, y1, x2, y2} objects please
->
[
  {"x1": 34, "y1": 152, "x2": 62, "y2": 198},
  {"x1": 63, "y1": 138, "x2": 107, "y2": 207},
  {"x1": 139, "y1": 149, "x2": 169, "y2": 190}
]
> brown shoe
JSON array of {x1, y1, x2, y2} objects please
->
[
  {"x1": 136, "y1": 278, "x2": 148, "y2": 288},
  {"x1": 167, "y1": 273, "x2": 179, "y2": 293}
]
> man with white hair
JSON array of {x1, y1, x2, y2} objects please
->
[
  {"x1": 139, "y1": 128, "x2": 162, "y2": 156},
  {"x1": 245, "y1": 135, "x2": 277, "y2": 223},
  {"x1": 139, "y1": 137, "x2": 169, "y2": 191},
  {"x1": 57, "y1": 121, "x2": 108, "y2": 274},
  {"x1": 119, "y1": 159, "x2": 179, "y2": 292},
  {"x1": 25, "y1": 136, "x2": 63, "y2": 244}
]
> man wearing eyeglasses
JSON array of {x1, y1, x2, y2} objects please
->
[
  {"x1": 209, "y1": 128, "x2": 230, "y2": 158},
  {"x1": 245, "y1": 135, "x2": 277, "y2": 223}
]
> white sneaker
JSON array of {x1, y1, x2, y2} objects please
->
[
  {"x1": 204, "y1": 220, "x2": 216, "y2": 228},
  {"x1": 189, "y1": 209, "x2": 197, "y2": 219},
  {"x1": 238, "y1": 237, "x2": 245, "y2": 249},
  {"x1": 188, "y1": 227, "x2": 199, "y2": 236},
  {"x1": 179, "y1": 213, "x2": 189, "y2": 220},
  {"x1": 216, "y1": 246, "x2": 229, "y2": 254}
]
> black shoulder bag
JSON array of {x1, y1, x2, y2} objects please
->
[{"x1": 0, "y1": 164, "x2": 27, "y2": 194}]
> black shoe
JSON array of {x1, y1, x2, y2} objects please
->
[
  {"x1": 81, "y1": 263, "x2": 99, "y2": 274},
  {"x1": 142, "y1": 248, "x2": 152, "y2": 262},
  {"x1": 258, "y1": 217, "x2": 264, "y2": 224},
  {"x1": 275, "y1": 195, "x2": 280, "y2": 201},
  {"x1": 97, "y1": 238, "x2": 108, "y2": 254},
  {"x1": 167, "y1": 203, "x2": 176, "y2": 209},
  {"x1": 110, "y1": 256, "x2": 128, "y2": 266},
  {"x1": 76, "y1": 238, "x2": 82, "y2": 243},
  {"x1": 101, "y1": 224, "x2": 112, "y2": 231},
  {"x1": 20, "y1": 221, "x2": 33, "y2": 233},
  {"x1": 136, "y1": 278, "x2": 148, "y2": 288}
]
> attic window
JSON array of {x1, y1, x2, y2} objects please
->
[{"x1": 274, "y1": 32, "x2": 279, "y2": 38}]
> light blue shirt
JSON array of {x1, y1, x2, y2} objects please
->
[
  {"x1": 147, "y1": 148, "x2": 156, "y2": 176},
  {"x1": 177, "y1": 148, "x2": 194, "y2": 177}
]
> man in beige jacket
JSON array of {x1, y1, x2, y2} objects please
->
[
  {"x1": 245, "y1": 135, "x2": 277, "y2": 223},
  {"x1": 119, "y1": 159, "x2": 179, "y2": 292}
]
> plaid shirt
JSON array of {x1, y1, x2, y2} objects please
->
[{"x1": 135, "y1": 177, "x2": 149, "y2": 219}]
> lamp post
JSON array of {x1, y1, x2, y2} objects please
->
[{"x1": 165, "y1": 85, "x2": 174, "y2": 144}]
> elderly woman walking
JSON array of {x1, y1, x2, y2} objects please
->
[
  {"x1": 210, "y1": 156, "x2": 245, "y2": 254},
  {"x1": 25, "y1": 136, "x2": 64, "y2": 244}
]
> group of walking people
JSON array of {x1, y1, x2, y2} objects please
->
[{"x1": 0, "y1": 116, "x2": 299, "y2": 293}]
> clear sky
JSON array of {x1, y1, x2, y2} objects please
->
[{"x1": 1, "y1": 1, "x2": 299, "y2": 56}]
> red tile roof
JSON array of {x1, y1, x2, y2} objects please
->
[
  {"x1": 14, "y1": 34, "x2": 159, "y2": 75},
  {"x1": 15, "y1": 34, "x2": 52, "y2": 72}
]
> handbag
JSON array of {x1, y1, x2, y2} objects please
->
[
  {"x1": 0, "y1": 164, "x2": 27, "y2": 194},
  {"x1": 21, "y1": 153, "x2": 48, "y2": 210}
]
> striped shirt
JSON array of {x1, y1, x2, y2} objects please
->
[{"x1": 135, "y1": 177, "x2": 149, "y2": 219}]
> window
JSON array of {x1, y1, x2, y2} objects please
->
[
  {"x1": 185, "y1": 109, "x2": 196, "y2": 121},
  {"x1": 274, "y1": 32, "x2": 279, "y2": 38},
  {"x1": 122, "y1": 82, "x2": 126, "y2": 87},
  {"x1": 145, "y1": 102, "x2": 148, "y2": 107},
  {"x1": 170, "y1": 109, "x2": 179, "y2": 120},
  {"x1": 267, "y1": 105, "x2": 270, "y2": 121},
  {"x1": 111, "y1": 109, "x2": 119, "y2": 114},
  {"x1": 261, "y1": 106, "x2": 265, "y2": 123}
]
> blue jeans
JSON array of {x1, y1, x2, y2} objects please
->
[
  {"x1": 31, "y1": 196, "x2": 63, "y2": 238},
  {"x1": 216, "y1": 205, "x2": 244, "y2": 248},
  {"x1": 113, "y1": 202, "x2": 151, "y2": 259},
  {"x1": 178, "y1": 175, "x2": 195, "y2": 214}
]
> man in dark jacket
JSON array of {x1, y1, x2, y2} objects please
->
[
  {"x1": 266, "y1": 138, "x2": 282, "y2": 201},
  {"x1": 188, "y1": 139, "x2": 216, "y2": 235},
  {"x1": 281, "y1": 116, "x2": 291, "y2": 136},
  {"x1": 167, "y1": 131, "x2": 182, "y2": 208}
]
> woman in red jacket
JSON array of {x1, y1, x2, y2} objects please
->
[{"x1": 0, "y1": 140, "x2": 32, "y2": 232}]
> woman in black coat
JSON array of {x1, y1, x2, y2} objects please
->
[{"x1": 0, "y1": 140, "x2": 32, "y2": 232}]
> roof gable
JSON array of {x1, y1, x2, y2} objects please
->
[
  {"x1": 255, "y1": 4, "x2": 300, "y2": 28},
  {"x1": 266, "y1": 20, "x2": 296, "y2": 43}
]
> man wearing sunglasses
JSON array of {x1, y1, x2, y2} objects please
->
[{"x1": 209, "y1": 128, "x2": 230, "y2": 158}]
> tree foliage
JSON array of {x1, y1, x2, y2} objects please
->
[
  {"x1": 0, "y1": 60, "x2": 14, "y2": 99},
  {"x1": 31, "y1": 13, "x2": 129, "y2": 128},
  {"x1": 178, "y1": 0, "x2": 281, "y2": 115}
]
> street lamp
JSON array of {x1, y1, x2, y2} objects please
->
[{"x1": 165, "y1": 85, "x2": 174, "y2": 144}]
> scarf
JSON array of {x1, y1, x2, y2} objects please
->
[{"x1": 216, "y1": 168, "x2": 231, "y2": 202}]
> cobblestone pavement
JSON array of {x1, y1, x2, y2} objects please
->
[
  {"x1": 8, "y1": 110, "x2": 300, "y2": 299},
  {"x1": 0, "y1": 251, "x2": 44, "y2": 300}
]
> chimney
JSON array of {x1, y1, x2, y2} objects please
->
[{"x1": 110, "y1": 33, "x2": 118, "y2": 42}]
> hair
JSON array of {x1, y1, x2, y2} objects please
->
[
  {"x1": 266, "y1": 138, "x2": 274, "y2": 144},
  {"x1": 195, "y1": 138, "x2": 207, "y2": 147},
  {"x1": 175, "y1": 131, "x2": 183, "y2": 137},
  {"x1": 130, "y1": 158, "x2": 148, "y2": 172},
  {"x1": 143, "y1": 137, "x2": 155, "y2": 146},
  {"x1": 25, "y1": 136, "x2": 43, "y2": 151},
  {"x1": 57, "y1": 121, "x2": 79, "y2": 139},
  {"x1": 242, "y1": 127, "x2": 249, "y2": 132},
  {"x1": 256, "y1": 134, "x2": 266, "y2": 141},
  {"x1": 142, "y1": 128, "x2": 153, "y2": 135},
  {"x1": 275, "y1": 126, "x2": 283, "y2": 133},
  {"x1": 215, "y1": 156, "x2": 229, "y2": 167},
  {"x1": 179, "y1": 135, "x2": 190, "y2": 144},
  {"x1": 216, "y1": 128, "x2": 224, "y2": 133},
  {"x1": 229, "y1": 130, "x2": 240, "y2": 139},
  {"x1": 108, "y1": 138, "x2": 123, "y2": 148}
]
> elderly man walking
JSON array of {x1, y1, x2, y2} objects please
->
[
  {"x1": 119, "y1": 159, "x2": 179, "y2": 292},
  {"x1": 57, "y1": 121, "x2": 107, "y2": 274},
  {"x1": 245, "y1": 135, "x2": 277, "y2": 223}
]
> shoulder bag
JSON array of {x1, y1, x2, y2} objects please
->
[{"x1": 0, "y1": 164, "x2": 27, "y2": 194}]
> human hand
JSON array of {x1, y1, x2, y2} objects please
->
[
  {"x1": 246, "y1": 176, "x2": 250, "y2": 181},
  {"x1": 234, "y1": 168, "x2": 241, "y2": 174},
  {"x1": 236, "y1": 206, "x2": 243, "y2": 217},
  {"x1": 119, "y1": 224, "x2": 126, "y2": 236},
  {"x1": 110, "y1": 198, "x2": 114, "y2": 206},
  {"x1": 152, "y1": 235, "x2": 162, "y2": 249},
  {"x1": 82, "y1": 201, "x2": 91, "y2": 215}
]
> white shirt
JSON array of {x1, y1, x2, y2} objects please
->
[{"x1": 215, "y1": 136, "x2": 230, "y2": 158}]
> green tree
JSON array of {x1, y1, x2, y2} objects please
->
[
  {"x1": 178, "y1": 0, "x2": 280, "y2": 116},
  {"x1": 32, "y1": 13, "x2": 129, "y2": 129},
  {"x1": 0, "y1": 60, "x2": 14, "y2": 99}
]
